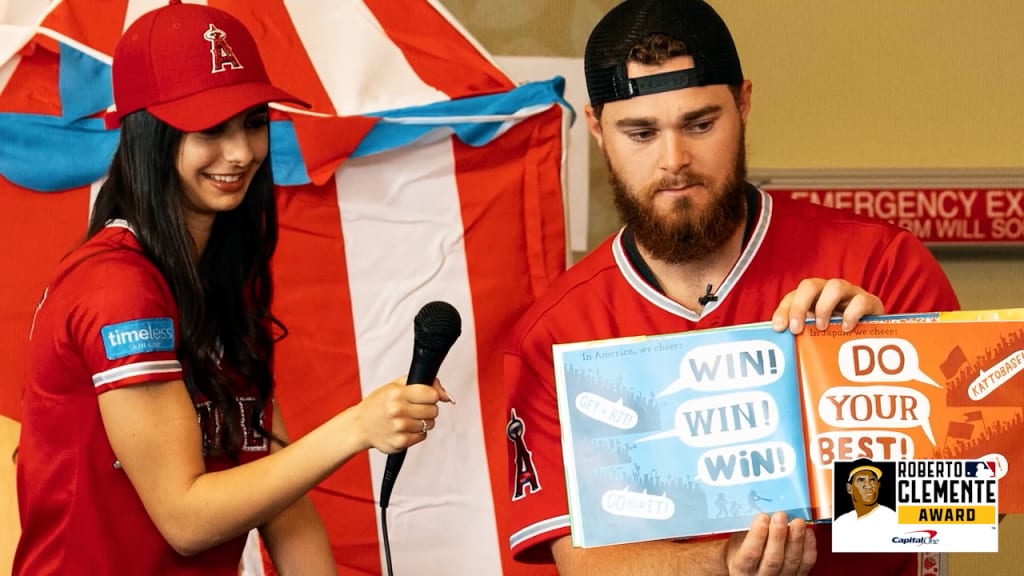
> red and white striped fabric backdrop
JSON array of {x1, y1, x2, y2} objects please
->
[{"x1": 0, "y1": 1, "x2": 569, "y2": 574}]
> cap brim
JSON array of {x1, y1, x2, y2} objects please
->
[{"x1": 107, "y1": 80, "x2": 310, "y2": 132}]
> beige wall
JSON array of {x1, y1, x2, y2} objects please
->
[
  {"x1": 441, "y1": 0, "x2": 1024, "y2": 311},
  {"x1": 441, "y1": 0, "x2": 1023, "y2": 573}
]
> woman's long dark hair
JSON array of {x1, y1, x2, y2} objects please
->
[{"x1": 88, "y1": 110, "x2": 282, "y2": 459}]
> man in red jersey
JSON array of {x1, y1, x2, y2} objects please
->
[{"x1": 504, "y1": 1, "x2": 959, "y2": 575}]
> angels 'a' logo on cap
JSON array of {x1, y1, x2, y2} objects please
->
[{"x1": 203, "y1": 23, "x2": 244, "y2": 73}]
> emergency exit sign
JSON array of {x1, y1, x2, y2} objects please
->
[{"x1": 767, "y1": 188, "x2": 1024, "y2": 244}]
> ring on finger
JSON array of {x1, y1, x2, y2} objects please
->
[{"x1": 420, "y1": 419, "x2": 428, "y2": 435}]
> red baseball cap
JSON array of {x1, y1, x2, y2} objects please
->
[{"x1": 105, "y1": 0, "x2": 309, "y2": 131}]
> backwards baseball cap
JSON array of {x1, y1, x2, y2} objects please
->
[
  {"x1": 584, "y1": 0, "x2": 743, "y2": 106},
  {"x1": 105, "y1": 0, "x2": 309, "y2": 131}
]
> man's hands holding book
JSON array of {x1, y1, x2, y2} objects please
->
[{"x1": 725, "y1": 512, "x2": 816, "y2": 576}]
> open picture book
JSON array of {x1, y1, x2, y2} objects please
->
[{"x1": 553, "y1": 308, "x2": 1023, "y2": 548}]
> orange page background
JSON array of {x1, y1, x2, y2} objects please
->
[{"x1": 796, "y1": 314, "x2": 1023, "y2": 519}]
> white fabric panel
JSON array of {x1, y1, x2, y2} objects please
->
[
  {"x1": 335, "y1": 138, "x2": 501, "y2": 574},
  {"x1": 87, "y1": 178, "x2": 103, "y2": 218},
  {"x1": 0, "y1": 51, "x2": 18, "y2": 94},
  {"x1": 239, "y1": 529, "x2": 266, "y2": 576},
  {"x1": 0, "y1": 0, "x2": 51, "y2": 71},
  {"x1": 284, "y1": 0, "x2": 448, "y2": 116}
]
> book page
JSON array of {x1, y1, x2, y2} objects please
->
[
  {"x1": 554, "y1": 323, "x2": 813, "y2": 547},
  {"x1": 797, "y1": 314, "x2": 1022, "y2": 519}
]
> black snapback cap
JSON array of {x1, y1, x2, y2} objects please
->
[{"x1": 584, "y1": 0, "x2": 743, "y2": 106}]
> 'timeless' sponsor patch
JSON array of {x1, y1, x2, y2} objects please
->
[{"x1": 101, "y1": 318, "x2": 175, "y2": 360}]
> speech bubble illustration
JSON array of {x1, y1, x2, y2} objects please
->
[
  {"x1": 817, "y1": 385, "x2": 935, "y2": 445},
  {"x1": 633, "y1": 391, "x2": 779, "y2": 447},
  {"x1": 696, "y1": 441, "x2": 797, "y2": 486},
  {"x1": 837, "y1": 338, "x2": 941, "y2": 388},
  {"x1": 574, "y1": 392, "x2": 639, "y2": 430},
  {"x1": 967, "y1": 350, "x2": 1024, "y2": 401},
  {"x1": 600, "y1": 488, "x2": 675, "y2": 520},
  {"x1": 679, "y1": 391, "x2": 777, "y2": 447},
  {"x1": 813, "y1": 430, "x2": 915, "y2": 467},
  {"x1": 657, "y1": 339, "x2": 786, "y2": 398}
]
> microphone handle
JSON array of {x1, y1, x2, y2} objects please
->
[
  {"x1": 380, "y1": 451, "x2": 407, "y2": 509},
  {"x1": 379, "y1": 348, "x2": 441, "y2": 508}
]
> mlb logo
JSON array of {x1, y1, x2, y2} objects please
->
[{"x1": 965, "y1": 461, "x2": 997, "y2": 478}]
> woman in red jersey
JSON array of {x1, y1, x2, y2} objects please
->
[{"x1": 14, "y1": 2, "x2": 452, "y2": 574}]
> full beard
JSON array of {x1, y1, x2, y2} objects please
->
[{"x1": 610, "y1": 132, "x2": 748, "y2": 264}]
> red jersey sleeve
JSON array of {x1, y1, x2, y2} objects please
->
[
  {"x1": 505, "y1": 323, "x2": 574, "y2": 562},
  {"x1": 61, "y1": 249, "x2": 183, "y2": 393}
]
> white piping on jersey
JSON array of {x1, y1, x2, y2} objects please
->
[
  {"x1": 612, "y1": 188, "x2": 774, "y2": 320},
  {"x1": 106, "y1": 218, "x2": 136, "y2": 235},
  {"x1": 92, "y1": 360, "x2": 182, "y2": 389},
  {"x1": 509, "y1": 514, "x2": 571, "y2": 550}
]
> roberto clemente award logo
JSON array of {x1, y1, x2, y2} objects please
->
[{"x1": 832, "y1": 457, "x2": 1001, "y2": 552}]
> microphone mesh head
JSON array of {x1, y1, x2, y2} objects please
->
[{"x1": 413, "y1": 301, "x2": 462, "y2": 352}]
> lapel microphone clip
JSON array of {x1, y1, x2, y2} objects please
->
[{"x1": 698, "y1": 283, "x2": 718, "y2": 306}]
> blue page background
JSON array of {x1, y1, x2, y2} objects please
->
[{"x1": 555, "y1": 323, "x2": 813, "y2": 547}]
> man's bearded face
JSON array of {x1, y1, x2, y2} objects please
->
[{"x1": 608, "y1": 128, "x2": 748, "y2": 264}]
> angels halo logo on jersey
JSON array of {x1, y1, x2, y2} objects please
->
[{"x1": 508, "y1": 408, "x2": 541, "y2": 500}]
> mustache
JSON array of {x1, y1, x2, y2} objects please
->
[{"x1": 654, "y1": 173, "x2": 708, "y2": 190}]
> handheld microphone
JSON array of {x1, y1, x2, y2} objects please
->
[
  {"x1": 698, "y1": 283, "x2": 718, "y2": 306},
  {"x1": 379, "y1": 301, "x2": 462, "y2": 509}
]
